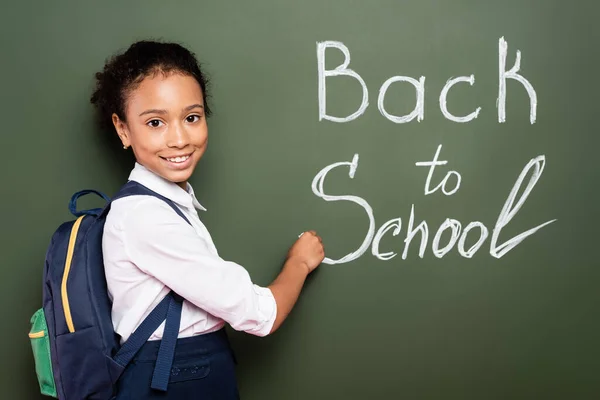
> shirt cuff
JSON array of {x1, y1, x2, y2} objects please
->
[{"x1": 249, "y1": 285, "x2": 277, "y2": 337}]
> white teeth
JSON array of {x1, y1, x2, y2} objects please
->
[{"x1": 166, "y1": 155, "x2": 190, "y2": 163}]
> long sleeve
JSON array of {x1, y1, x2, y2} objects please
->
[{"x1": 120, "y1": 197, "x2": 277, "y2": 337}]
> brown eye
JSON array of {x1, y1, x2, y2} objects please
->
[
  {"x1": 147, "y1": 119, "x2": 163, "y2": 128},
  {"x1": 186, "y1": 115, "x2": 200, "y2": 123}
]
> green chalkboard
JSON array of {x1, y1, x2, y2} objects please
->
[{"x1": 2, "y1": 1, "x2": 599, "y2": 399}]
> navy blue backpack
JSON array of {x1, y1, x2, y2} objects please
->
[{"x1": 28, "y1": 181, "x2": 190, "y2": 399}]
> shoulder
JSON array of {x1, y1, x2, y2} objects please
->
[
  {"x1": 104, "y1": 194, "x2": 201, "y2": 261},
  {"x1": 105, "y1": 195, "x2": 187, "y2": 232}
]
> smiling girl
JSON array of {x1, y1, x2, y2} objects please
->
[{"x1": 91, "y1": 40, "x2": 324, "y2": 399}]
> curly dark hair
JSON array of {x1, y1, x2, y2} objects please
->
[{"x1": 90, "y1": 40, "x2": 211, "y2": 130}]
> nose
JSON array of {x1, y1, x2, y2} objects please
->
[{"x1": 166, "y1": 121, "x2": 189, "y2": 149}]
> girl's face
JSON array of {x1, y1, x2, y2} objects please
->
[{"x1": 113, "y1": 72, "x2": 208, "y2": 189}]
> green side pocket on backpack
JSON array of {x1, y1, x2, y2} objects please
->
[{"x1": 29, "y1": 308, "x2": 57, "y2": 398}]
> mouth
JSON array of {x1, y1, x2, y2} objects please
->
[
  {"x1": 160, "y1": 152, "x2": 194, "y2": 169},
  {"x1": 161, "y1": 154, "x2": 191, "y2": 163}
]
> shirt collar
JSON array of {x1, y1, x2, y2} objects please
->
[{"x1": 128, "y1": 162, "x2": 207, "y2": 211}]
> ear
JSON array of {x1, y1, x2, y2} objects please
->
[{"x1": 112, "y1": 113, "x2": 131, "y2": 148}]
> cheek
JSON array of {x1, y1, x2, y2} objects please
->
[
  {"x1": 131, "y1": 129, "x2": 161, "y2": 150},
  {"x1": 194, "y1": 125, "x2": 209, "y2": 147},
  {"x1": 199, "y1": 131, "x2": 208, "y2": 147}
]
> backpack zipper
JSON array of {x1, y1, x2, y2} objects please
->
[
  {"x1": 29, "y1": 331, "x2": 45, "y2": 339},
  {"x1": 61, "y1": 215, "x2": 85, "y2": 333}
]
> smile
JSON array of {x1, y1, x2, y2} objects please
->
[{"x1": 162, "y1": 154, "x2": 191, "y2": 163}]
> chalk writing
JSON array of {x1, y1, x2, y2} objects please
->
[
  {"x1": 313, "y1": 37, "x2": 552, "y2": 264},
  {"x1": 317, "y1": 37, "x2": 537, "y2": 123},
  {"x1": 415, "y1": 144, "x2": 461, "y2": 196},
  {"x1": 311, "y1": 151, "x2": 556, "y2": 263}
]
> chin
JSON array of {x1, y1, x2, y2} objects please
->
[{"x1": 164, "y1": 169, "x2": 194, "y2": 184}]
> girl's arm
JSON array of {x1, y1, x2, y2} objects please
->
[
  {"x1": 119, "y1": 199, "x2": 324, "y2": 336},
  {"x1": 267, "y1": 231, "x2": 324, "y2": 334}
]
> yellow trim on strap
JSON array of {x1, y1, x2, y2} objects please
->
[
  {"x1": 61, "y1": 215, "x2": 85, "y2": 333},
  {"x1": 29, "y1": 331, "x2": 45, "y2": 339}
]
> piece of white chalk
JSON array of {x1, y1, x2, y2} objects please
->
[{"x1": 298, "y1": 232, "x2": 305, "y2": 238}]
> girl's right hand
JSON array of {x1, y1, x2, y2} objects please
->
[{"x1": 287, "y1": 230, "x2": 325, "y2": 273}]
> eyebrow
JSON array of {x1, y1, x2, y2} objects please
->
[{"x1": 138, "y1": 103, "x2": 204, "y2": 117}]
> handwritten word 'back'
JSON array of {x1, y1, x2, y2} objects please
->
[{"x1": 317, "y1": 37, "x2": 537, "y2": 124}]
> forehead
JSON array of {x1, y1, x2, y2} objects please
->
[{"x1": 125, "y1": 72, "x2": 203, "y2": 112}]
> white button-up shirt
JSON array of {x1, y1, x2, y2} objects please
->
[{"x1": 102, "y1": 162, "x2": 277, "y2": 342}]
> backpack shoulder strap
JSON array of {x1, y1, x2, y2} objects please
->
[
  {"x1": 112, "y1": 291, "x2": 175, "y2": 365},
  {"x1": 108, "y1": 180, "x2": 192, "y2": 226},
  {"x1": 107, "y1": 179, "x2": 190, "y2": 392},
  {"x1": 112, "y1": 290, "x2": 183, "y2": 391}
]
